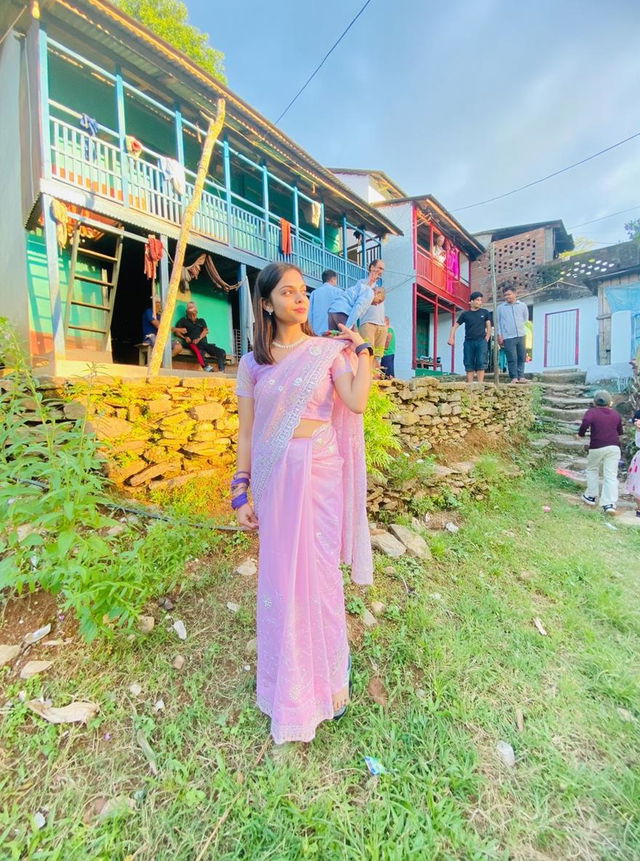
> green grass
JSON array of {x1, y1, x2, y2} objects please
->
[{"x1": 1, "y1": 468, "x2": 639, "y2": 860}]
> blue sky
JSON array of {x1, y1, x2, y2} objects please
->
[{"x1": 188, "y1": 0, "x2": 640, "y2": 247}]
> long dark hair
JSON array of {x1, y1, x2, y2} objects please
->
[{"x1": 252, "y1": 262, "x2": 313, "y2": 365}]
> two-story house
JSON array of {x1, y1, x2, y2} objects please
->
[
  {"x1": 333, "y1": 170, "x2": 484, "y2": 379},
  {"x1": 0, "y1": 0, "x2": 399, "y2": 376}
]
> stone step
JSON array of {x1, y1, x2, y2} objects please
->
[
  {"x1": 542, "y1": 406, "x2": 588, "y2": 422},
  {"x1": 536, "y1": 370, "x2": 587, "y2": 384},
  {"x1": 545, "y1": 433, "x2": 589, "y2": 452},
  {"x1": 541, "y1": 395, "x2": 592, "y2": 409},
  {"x1": 554, "y1": 456, "x2": 589, "y2": 471},
  {"x1": 536, "y1": 384, "x2": 592, "y2": 396}
]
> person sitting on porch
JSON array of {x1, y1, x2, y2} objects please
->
[
  {"x1": 174, "y1": 301, "x2": 226, "y2": 372},
  {"x1": 141, "y1": 299, "x2": 182, "y2": 357},
  {"x1": 327, "y1": 259, "x2": 385, "y2": 331},
  {"x1": 308, "y1": 269, "x2": 340, "y2": 335}
]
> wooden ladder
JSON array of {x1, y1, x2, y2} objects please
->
[{"x1": 63, "y1": 228, "x2": 124, "y2": 350}]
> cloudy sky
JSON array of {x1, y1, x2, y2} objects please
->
[{"x1": 189, "y1": 0, "x2": 640, "y2": 247}]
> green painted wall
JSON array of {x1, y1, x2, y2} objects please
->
[
  {"x1": 27, "y1": 230, "x2": 107, "y2": 339},
  {"x1": 173, "y1": 277, "x2": 231, "y2": 353},
  {"x1": 48, "y1": 52, "x2": 116, "y2": 130}
]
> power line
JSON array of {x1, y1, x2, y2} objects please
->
[
  {"x1": 453, "y1": 130, "x2": 640, "y2": 213},
  {"x1": 568, "y1": 204, "x2": 640, "y2": 230},
  {"x1": 274, "y1": 0, "x2": 373, "y2": 125}
]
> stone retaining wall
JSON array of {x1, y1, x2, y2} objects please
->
[
  {"x1": 380, "y1": 378, "x2": 534, "y2": 450},
  {"x1": 51, "y1": 375, "x2": 238, "y2": 494},
  {"x1": 30, "y1": 375, "x2": 534, "y2": 505}
]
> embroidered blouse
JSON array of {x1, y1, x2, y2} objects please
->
[{"x1": 236, "y1": 342, "x2": 352, "y2": 422}]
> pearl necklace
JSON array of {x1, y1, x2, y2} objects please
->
[{"x1": 272, "y1": 336, "x2": 307, "y2": 350}]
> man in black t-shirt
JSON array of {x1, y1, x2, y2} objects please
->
[
  {"x1": 447, "y1": 291, "x2": 492, "y2": 382},
  {"x1": 174, "y1": 301, "x2": 226, "y2": 372}
]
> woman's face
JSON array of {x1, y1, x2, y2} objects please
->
[{"x1": 264, "y1": 269, "x2": 309, "y2": 325}]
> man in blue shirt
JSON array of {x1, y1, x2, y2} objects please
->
[
  {"x1": 328, "y1": 259, "x2": 385, "y2": 331},
  {"x1": 496, "y1": 286, "x2": 530, "y2": 383},
  {"x1": 141, "y1": 299, "x2": 182, "y2": 357},
  {"x1": 308, "y1": 269, "x2": 341, "y2": 335}
]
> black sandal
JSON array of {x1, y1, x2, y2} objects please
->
[{"x1": 333, "y1": 655, "x2": 352, "y2": 721}]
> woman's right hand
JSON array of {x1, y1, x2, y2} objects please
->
[{"x1": 236, "y1": 503, "x2": 259, "y2": 530}]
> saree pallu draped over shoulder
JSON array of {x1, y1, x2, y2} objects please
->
[{"x1": 250, "y1": 338, "x2": 372, "y2": 743}]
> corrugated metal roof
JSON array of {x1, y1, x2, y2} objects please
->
[
  {"x1": 43, "y1": 0, "x2": 401, "y2": 237},
  {"x1": 475, "y1": 220, "x2": 574, "y2": 254}
]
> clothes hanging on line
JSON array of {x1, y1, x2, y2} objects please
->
[
  {"x1": 280, "y1": 218, "x2": 293, "y2": 255},
  {"x1": 125, "y1": 135, "x2": 143, "y2": 158},
  {"x1": 158, "y1": 156, "x2": 186, "y2": 196},
  {"x1": 144, "y1": 236, "x2": 164, "y2": 281},
  {"x1": 180, "y1": 253, "x2": 242, "y2": 293},
  {"x1": 79, "y1": 114, "x2": 98, "y2": 161},
  {"x1": 50, "y1": 199, "x2": 69, "y2": 249}
]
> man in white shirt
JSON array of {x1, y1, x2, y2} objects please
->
[
  {"x1": 359, "y1": 287, "x2": 386, "y2": 368},
  {"x1": 327, "y1": 259, "x2": 385, "y2": 331},
  {"x1": 308, "y1": 269, "x2": 340, "y2": 335},
  {"x1": 496, "y1": 286, "x2": 530, "y2": 383}
]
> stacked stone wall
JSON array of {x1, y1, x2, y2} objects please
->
[{"x1": 26, "y1": 375, "x2": 534, "y2": 509}]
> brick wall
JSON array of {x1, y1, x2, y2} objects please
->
[{"x1": 472, "y1": 227, "x2": 550, "y2": 296}]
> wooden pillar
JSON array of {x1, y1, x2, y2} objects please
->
[
  {"x1": 238, "y1": 262, "x2": 249, "y2": 355},
  {"x1": 262, "y1": 164, "x2": 269, "y2": 258},
  {"x1": 319, "y1": 201, "x2": 325, "y2": 248},
  {"x1": 451, "y1": 309, "x2": 456, "y2": 373},
  {"x1": 175, "y1": 108, "x2": 185, "y2": 164},
  {"x1": 293, "y1": 185, "x2": 299, "y2": 260},
  {"x1": 223, "y1": 138, "x2": 232, "y2": 244},
  {"x1": 159, "y1": 234, "x2": 171, "y2": 369},
  {"x1": 433, "y1": 297, "x2": 439, "y2": 371},
  {"x1": 115, "y1": 68, "x2": 128, "y2": 204},
  {"x1": 42, "y1": 194, "x2": 66, "y2": 361}
]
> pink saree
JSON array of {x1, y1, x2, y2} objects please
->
[{"x1": 236, "y1": 337, "x2": 372, "y2": 743}]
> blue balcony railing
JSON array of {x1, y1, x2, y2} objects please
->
[{"x1": 47, "y1": 114, "x2": 371, "y2": 286}]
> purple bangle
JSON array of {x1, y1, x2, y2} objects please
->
[
  {"x1": 231, "y1": 478, "x2": 250, "y2": 488},
  {"x1": 231, "y1": 492, "x2": 249, "y2": 511}
]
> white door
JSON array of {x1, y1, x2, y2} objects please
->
[{"x1": 544, "y1": 309, "x2": 579, "y2": 368}]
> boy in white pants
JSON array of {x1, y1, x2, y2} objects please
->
[{"x1": 577, "y1": 390, "x2": 623, "y2": 514}]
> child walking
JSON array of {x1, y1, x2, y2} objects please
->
[
  {"x1": 625, "y1": 409, "x2": 640, "y2": 517},
  {"x1": 577, "y1": 390, "x2": 623, "y2": 514}
]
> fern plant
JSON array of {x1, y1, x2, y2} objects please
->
[{"x1": 363, "y1": 384, "x2": 402, "y2": 481}]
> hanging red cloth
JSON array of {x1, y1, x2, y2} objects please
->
[
  {"x1": 144, "y1": 236, "x2": 164, "y2": 281},
  {"x1": 280, "y1": 218, "x2": 293, "y2": 255}
]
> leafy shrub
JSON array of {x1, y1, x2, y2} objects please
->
[
  {"x1": 0, "y1": 322, "x2": 220, "y2": 641},
  {"x1": 364, "y1": 384, "x2": 402, "y2": 480}
]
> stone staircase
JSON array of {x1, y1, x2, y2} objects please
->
[
  {"x1": 534, "y1": 369, "x2": 592, "y2": 436},
  {"x1": 533, "y1": 370, "x2": 638, "y2": 523}
]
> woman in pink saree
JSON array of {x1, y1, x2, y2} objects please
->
[{"x1": 233, "y1": 262, "x2": 374, "y2": 744}]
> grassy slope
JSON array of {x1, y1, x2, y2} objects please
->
[{"x1": 1, "y1": 467, "x2": 639, "y2": 860}]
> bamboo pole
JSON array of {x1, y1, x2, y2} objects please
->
[{"x1": 148, "y1": 99, "x2": 226, "y2": 378}]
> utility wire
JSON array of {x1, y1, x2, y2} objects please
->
[
  {"x1": 568, "y1": 204, "x2": 640, "y2": 230},
  {"x1": 453, "y1": 130, "x2": 640, "y2": 213},
  {"x1": 275, "y1": 0, "x2": 373, "y2": 124}
]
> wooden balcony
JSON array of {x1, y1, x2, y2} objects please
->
[
  {"x1": 416, "y1": 247, "x2": 470, "y2": 308},
  {"x1": 47, "y1": 114, "x2": 368, "y2": 286}
]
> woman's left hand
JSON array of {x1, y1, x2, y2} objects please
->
[{"x1": 336, "y1": 323, "x2": 364, "y2": 349}]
